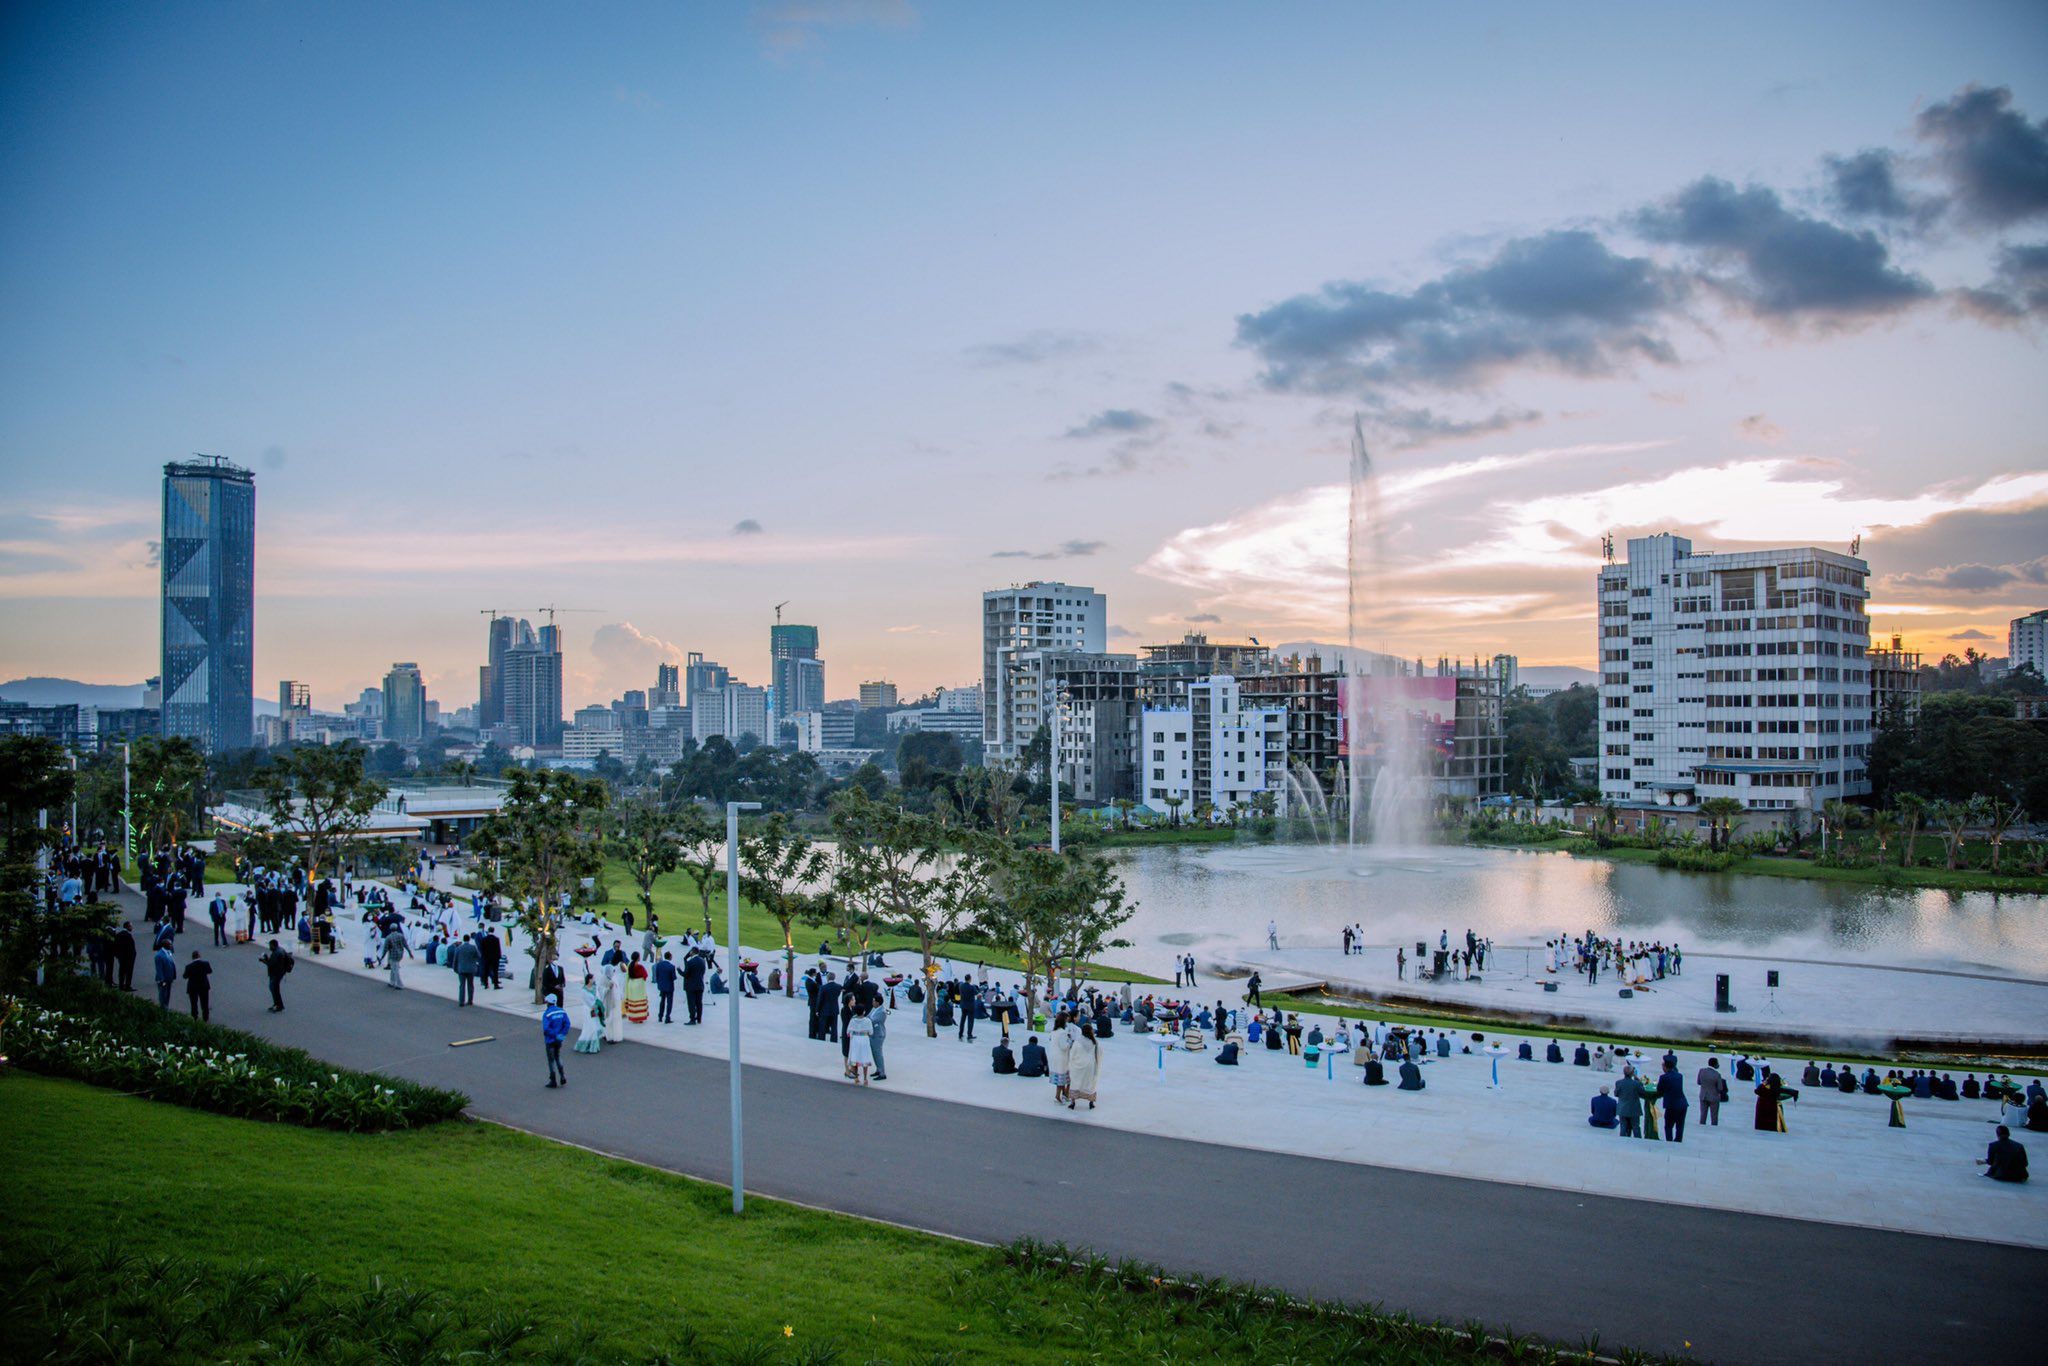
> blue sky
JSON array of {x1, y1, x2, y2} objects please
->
[{"x1": 3, "y1": 2, "x2": 2045, "y2": 709}]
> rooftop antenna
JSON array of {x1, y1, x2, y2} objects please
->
[
  {"x1": 1849, "y1": 533, "x2": 1862, "y2": 557},
  {"x1": 1601, "y1": 533, "x2": 1615, "y2": 563}
]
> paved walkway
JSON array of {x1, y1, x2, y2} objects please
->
[{"x1": 114, "y1": 888, "x2": 2048, "y2": 1364}]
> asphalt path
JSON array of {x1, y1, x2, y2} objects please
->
[{"x1": 151, "y1": 939, "x2": 2046, "y2": 1364}]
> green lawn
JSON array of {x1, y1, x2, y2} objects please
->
[
  {"x1": 0, "y1": 1074, "x2": 1531, "y2": 1364},
  {"x1": 1496, "y1": 836, "x2": 2048, "y2": 894}
]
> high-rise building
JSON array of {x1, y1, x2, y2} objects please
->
[
  {"x1": 1138, "y1": 633, "x2": 1272, "y2": 706},
  {"x1": 1870, "y1": 632, "x2": 1924, "y2": 727},
  {"x1": 858, "y1": 679, "x2": 898, "y2": 709},
  {"x1": 652, "y1": 661, "x2": 682, "y2": 709},
  {"x1": 770, "y1": 623, "x2": 824, "y2": 721},
  {"x1": 690, "y1": 683, "x2": 770, "y2": 745},
  {"x1": 2011, "y1": 609, "x2": 2048, "y2": 680},
  {"x1": 1141, "y1": 676, "x2": 1288, "y2": 818},
  {"x1": 382, "y1": 662, "x2": 427, "y2": 743},
  {"x1": 982, "y1": 581, "x2": 1107, "y2": 760},
  {"x1": 479, "y1": 616, "x2": 539, "y2": 728},
  {"x1": 685, "y1": 652, "x2": 730, "y2": 709},
  {"x1": 161, "y1": 456, "x2": 255, "y2": 752},
  {"x1": 1597, "y1": 533, "x2": 1872, "y2": 816},
  {"x1": 279, "y1": 680, "x2": 311, "y2": 720},
  {"x1": 500, "y1": 640, "x2": 564, "y2": 748}
]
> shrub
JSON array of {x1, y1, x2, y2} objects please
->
[
  {"x1": 1654, "y1": 846, "x2": 1736, "y2": 873},
  {"x1": 5, "y1": 977, "x2": 466, "y2": 1131}
]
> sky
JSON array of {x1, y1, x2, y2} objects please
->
[{"x1": 2, "y1": 1, "x2": 2045, "y2": 712}]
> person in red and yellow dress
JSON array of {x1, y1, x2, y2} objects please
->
[{"x1": 622, "y1": 952, "x2": 650, "y2": 1024}]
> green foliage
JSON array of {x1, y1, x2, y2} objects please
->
[
  {"x1": 1654, "y1": 845, "x2": 1736, "y2": 872},
  {"x1": 979, "y1": 844, "x2": 1135, "y2": 1003},
  {"x1": 469, "y1": 769, "x2": 610, "y2": 1002},
  {"x1": 254, "y1": 742, "x2": 389, "y2": 879},
  {"x1": 736, "y1": 811, "x2": 831, "y2": 988},
  {"x1": 609, "y1": 792, "x2": 682, "y2": 923},
  {"x1": 1501, "y1": 684, "x2": 1596, "y2": 799},
  {"x1": 665, "y1": 736, "x2": 825, "y2": 812},
  {"x1": 0, "y1": 736, "x2": 111, "y2": 991},
  {"x1": 1868, "y1": 690, "x2": 2048, "y2": 814},
  {"x1": 8, "y1": 978, "x2": 466, "y2": 1130},
  {"x1": 127, "y1": 734, "x2": 207, "y2": 851}
]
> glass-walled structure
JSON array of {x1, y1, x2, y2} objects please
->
[{"x1": 162, "y1": 456, "x2": 255, "y2": 753}]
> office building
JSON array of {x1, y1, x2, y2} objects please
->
[
  {"x1": 1141, "y1": 676, "x2": 1288, "y2": 818},
  {"x1": 563, "y1": 725, "x2": 629, "y2": 764},
  {"x1": 279, "y1": 680, "x2": 311, "y2": 719},
  {"x1": 858, "y1": 679, "x2": 898, "y2": 709},
  {"x1": 770, "y1": 622, "x2": 824, "y2": 722},
  {"x1": 885, "y1": 708, "x2": 985, "y2": 743},
  {"x1": 2012, "y1": 609, "x2": 2048, "y2": 680},
  {"x1": 786, "y1": 657, "x2": 826, "y2": 722},
  {"x1": 381, "y1": 663, "x2": 427, "y2": 743},
  {"x1": 691, "y1": 683, "x2": 770, "y2": 745},
  {"x1": 478, "y1": 616, "x2": 536, "y2": 729},
  {"x1": 791, "y1": 709, "x2": 857, "y2": 753},
  {"x1": 499, "y1": 637, "x2": 564, "y2": 748},
  {"x1": 685, "y1": 652, "x2": 730, "y2": 708},
  {"x1": 0, "y1": 702, "x2": 85, "y2": 749},
  {"x1": 982, "y1": 581, "x2": 1107, "y2": 760},
  {"x1": 1139, "y1": 633, "x2": 1272, "y2": 705},
  {"x1": 161, "y1": 456, "x2": 255, "y2": 752},
  {"x1": 652, "y1": 661, "x2": 682, "y2": 708},
  {"x1": 1870, "y1": 633, "x2": 1924, "y2": 727},
  {"x1": 1597, "y1": 533, "x2": 1872, "y2": 814},
  {"x1": 934, "y1": 685, "x2": 980, "y2": 713}
]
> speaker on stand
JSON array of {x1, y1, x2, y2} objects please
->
[
  {"x1": 1714, "y1": 973, "x2": 1735, "y2": 1013},
  {"x1": 1761, "y1": 968, "x2": 1784, "y2": 1017}
]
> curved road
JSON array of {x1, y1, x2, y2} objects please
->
[{"x1": 174, "y1": 949, "x2": 2043, "y2": 1364}]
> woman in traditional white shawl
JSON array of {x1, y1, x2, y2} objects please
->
[
  {"x1": 1066, "y1": 1020, "x2": 1101, "y2": 1110},
  {"x1": 601, "y1": 962, "x2": 626, "y2": 1043}
]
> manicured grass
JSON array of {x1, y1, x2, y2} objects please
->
[
  {"x1": 0, "y1": 1074, "x2": 1525, "y2": 1364},
  {"x1": 1479, "y1": 835, "x2": 2048, "y2": 894}
]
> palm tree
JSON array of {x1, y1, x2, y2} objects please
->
[
  {"x1": 1868, "y1": 809, "x2": 1899, "y2": 864},
  {"x1": 1895, "y1": 794, "x2": 1927, "y2": 868},
  {"x1": 1112, "y1": 796, "x2": 1136, "y2": 829},
  {"x1": 1819, "y1": 799, "x2": 1861, "y2": 855},
  {"x1": 1985, "y1": 790, "x2": 2027, "y2": 872},
  {"x1": 1698, "y1": 797, "x2": 1744, "y2": 853},
  {"x1": 1192, "y1": 801, "x2": 1216, "y2": 828},
  {"x1": 1163, "y1": 795, "x2": 1186, "y2": 828},
  {"x1": 1928, "y1": 796, "x2": 1989, "y2": 872}
]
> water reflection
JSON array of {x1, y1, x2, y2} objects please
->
[{"x1": 1106, "y1": 842, "x2": 2048, "y2": 975}]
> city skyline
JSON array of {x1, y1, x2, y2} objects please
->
[{"x1": 4, "y1": 4, "x2": 2046, "y2": 710}]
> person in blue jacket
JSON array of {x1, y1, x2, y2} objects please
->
[
  {"x1": 1589, "y1": 1085, "x2": 1619, "y2": 1128},
  {"x1": 153, "y1": 942, "x2": 178, "y2": 1007},
  {"x1": 542, "y1": 993, "x2": 571, "y2": 1088},
  {"x1": 1656, "y1": 1058, "x2": 1690, "y2": 1141}
]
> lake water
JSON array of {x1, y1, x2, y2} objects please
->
[{"x1": 1106, "y1": 842, "x2": 2048, "y2": 977}]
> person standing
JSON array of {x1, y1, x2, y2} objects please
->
[
  {"x1": 209, "y1": 893, "x2": 229, "y2": 947},
  {"x1": 868, "y1": 999, "x2": 889, "y2": 1081},
  {"x1": 1754, "y1": 1070, "x2": 1787, "y2": 1133},
  {"x1": 382, "y1": 924, "x2": 409, "y2": 990},
  {"x1": 1614, "y1": 1066, "x2": 1646, "y2": 1139},
  {"x1": 1067, "y1": 1020, "x2": 1101, "y2": 1111},
  {"x1": 1656, "y1": 1059, "x2": 1689, "y2": 1142},
  {"x1": 622, "y1": 952, "x2": 650, "y2": 1024},
  {"x1": 574, "y1": 974, "x2": 605, "y2": 1054},
  {"x1": 153, "y1": 941, "x2": 177, "y2": 1008},
  {"x1": 1696, "y1": 1057, "x2": 1728, "y2": 1126},
  {"x1": 1245, "y1": 972, "x2": 1263, "y2": 1009},
  {"x1": 1267, "y1": 919, "x2": 1279, "y2": 950},
  {"x1": 259, "y1": 939, "x2": 292, "y2": 1012},
  {"x1": 1050, "y1": 1010, "x2": 1074, "y2": 1105},
  {"x1": 955, "y1": 976, "x2": 978, "y2": 1042},
  {"x1": 541, "y1": 993, "x2": 571, "y2": 1088},
  {"x1": 451, "y1": 934, "x2": 481, "y2": 1006},
  {"x1": 113, "y1": 921, "x2": 138, "y2": 991},
  {"x1": 601, "y1": 963, "x2": 625, "y2": 1043},
  {"x1": 182, "y1": 949, "x2": 213, "y2": 1020},
  {"x1": 653, "y1": 951, "x2": 678, "y2": 1024},
  {"x1": 845, "y1": 1005, "x2": 875, "y2": 1085},
  {"x1": 1396, "y1": 947, "x2": 1406, "y2": 980},
  {"x1": 1184, "y1": 953, "x2": 1197, "y2": 986},
  {"x1": 478, "y1": 926, "x2": 503, "y2": 990},
  {"x1": 682, "y1": 947, "x2": 707, "y2": 1025}
]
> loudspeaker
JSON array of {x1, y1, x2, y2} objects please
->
[
  {"x1": 1766, "y1": 969, "x2": 1780, "y2": 989},
  {"x1": 1416, "y1": 941, "x2": 1427, "y2": 959},
  {"x1": 1542, "y1": 981, "x2": 1559, "y2": 993},
  {"x1": 1715, "y1": 973, "x2": 1734, "y2": 1013},
  {"x1": 1617, "y1": 988, "x2": 1634, "y2": 998}
]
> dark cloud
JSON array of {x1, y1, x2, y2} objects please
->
[
  {"x1": 1865, "y1": 501, "x2": 2048, "y2": 581},
  {"x1": 1373, "y1": 402, "x2": 1543, "y2": 449},
  {"x1": 964, "y1": 329, "x2": 1102, "y2": 367},
  {"x1": 1955, "y1": 241, "x2": 2048, "y2": 321},
  {"x1": 1917, "y1": 85, "x2": 2048, "y2": 227},
  {"x1": 731, "y1": 518, "x2": 764, "y2": 535},
  {"x1": 1824, "y1": 149, "x2": 1922, "y2": 222},
  {"x1": 1739, "y1": 413, "x2": 1783, "y2": 442},
  {"x1": 1238, "y1": 230, "x2": 1682, "y2": 399},
  {"x1": 1951, "y1": 628, "x2": 1995, "y2": 641},
  {"x1": 1107, "y1": 624, "x2": 1138, "y2": 639},
  {"x1": 1634, "y1": 177, "x2": 1933, "y2": 322},
  {"x1": 1887, "y1": 556, "x2": 2048, "y2": 594},
  {"x1": 1186, "y1": 613, "x2": 1221, "y2": 624},
  {"x1": 990, "y1": 539, "x2": 1109, "y2": 562},
  {"x1": 1063, "y1": 408, "x2": 1156, "y2": 439}
]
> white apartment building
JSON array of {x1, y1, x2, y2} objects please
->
[
  {"x1": 2011, "y1": 609, "x2": 2047, "y2": 680},
  {"x1": 982, "y1": 581, "x2": 1106, "y2": 760},
  {"x1": 562, "y1": 726, "x2": 628, "y2": 764},
  {"x1": 934, "y1": 685, "x2": 981, "y2": 713},
  {"x1": 690, "y1": 684, "x2": 771, "y2": 745},
  {"x1": 885, "y1": 708, "x2": 984, "y2": 742},
  {"x1": 1140, "y1": 675, "x2": 1287, "y2": 819},
  {"x1": 790, "y1": 709, "x2": 856, "y2": 754},
  {"x1": 1597, "y1": 533, "x2": 1872, "y2": 816}
]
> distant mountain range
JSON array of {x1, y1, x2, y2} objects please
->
[
  {"x1": 1267, "y1": 644, "x2": 1594, "y2": 690},
  {"x1": 0, "y1": 677, "x2": 279, "y2": 715}
]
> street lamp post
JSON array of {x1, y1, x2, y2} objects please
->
[
  {"x1": 725, "y1": 799, "x2": 762, "y2": 1214},
  {"x1": 1049, "y1": 688, "x2": 1063, "y2": 854}
]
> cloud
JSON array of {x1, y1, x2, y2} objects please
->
[
  {"x1": 587, "y1": 622, "x2": 686, "y2": 702},
  {"x1": 1186, "y1": 613, "x2": 1221, "y2": 624},
  {"x1": 1062, "y1": 408, "x2": 1156, "y2": 439},
  {"x1": 884, "y1": 623, "x2": 941, "y2": 635},
  {"x1": 1955, "y1": 242, "x2": 2048, "y2": 321},
  {"x1": 1887, "y1": 556, "x2": 2048, "y2": 594},
  {"x1": 759, "y1": 0, "x2": 916, "y2": 58},
  {"x1": 1373, "y1": 403, "x2": 1544, "y2": 449},
  {"x1": 1107, "y1": 624, "x2": 1138, "y2": 639},
  {"x1": 1950, "y1": 628, "x2": 1995, "y2": 641},
  {"x1": 989, "y1": 539, "x2": 1108, "y2": 561},
  {"x1": 1739, "y1": 414, "x2": 1783, "y2": 442},
  {"x1": 1824, "y1": 149, "x2": 1922, "y2": 221},
  {"x1": 1236, "y1": 229, "x2": 1683, "y2": 402},
  {"x1": 964, "y1": 330, "x2": 1100, "y2": 366},
  {"x1": 1917, "y1": 85, "x2": 2048, "y2": 227},
  {"x1": 732, "y1": 518, "x2": 765, "y2": 535},
  {"x1": 1633, "y1": 177, "x2": 1934, "y2": 322}
]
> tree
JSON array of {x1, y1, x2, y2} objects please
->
[
  {"x1": 982, "y1": 844, "x2": 1134, "y2": 1015},
  {"x1": 1162, "y1": 794, "x2": 1185, "y2": 828},
  {"x1": 0, "y1": 736, "x2": 112, "y2": 995},
  {"x1": 1697, "y1": 797, "x2": 1744, "y2": 854},
  {"x1": 1928, "y1": 796, "x2": 1990, "y2": 872},
  {"x1": 1895, "y1": 793, "x2": 1927, "y2": 867},
  {"x1": 1985, "y1": 789, "x2": 2027, "y2": 872},
  {"x1": 832, "y1": 789, "x2": 985, "y2": 1035},
  {"x1": 1112, "y1": 796, "x2": 1137, "y2": 828},
  {"x1": 1868, "y1": 808, "x2": 1899, "y2": 864},
  {"x1": 668, "y1": 801, "x2": 726, "y2": 934},
  {"x1": 127, "y1": 735, "x2": 207, "y2": 855},
  {"x1": 255, "y1": 743, "x2": 389, "y2": 881},
  {"x1": 1819, "y1": 799, "x2": 1861, "y2": 854},
  {"x1": 737, "y1": 812, "x2": 829, "y2": 994},
  {"x1": 468, "y1": 769, "x2": 609, "y2": 1004},
  {"x1": 610, "y1": 792, "x2": 681, "y2": 928}
]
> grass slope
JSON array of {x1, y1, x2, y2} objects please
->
[{"x1": 0, "y1": 1074, "x2": 1526, "y2": 1364}]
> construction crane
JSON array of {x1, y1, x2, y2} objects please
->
[
  {"x1": 773, "y1": 600, "x2": 790, "y2": 625},
  {"x1": 535, "y1": 605, "x2": 604, "y2": 625}
]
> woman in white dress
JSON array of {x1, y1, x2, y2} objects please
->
[
  {"x1": 845, "y1": 1005, "x2": 875, "y2": 1085},
  {"x1": 1049, "y1": 1010, "x2": 1075, "y2": 1105},
  {"x1": 601, "y1": 963, "x2": 626, "y2": 1043},
  {"x1": 1066, "y1": 1020, "x2": 1101, "y2": 1111}
]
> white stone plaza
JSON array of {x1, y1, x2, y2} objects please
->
[{"x1": 238, "y1": 874, "x2": 2046, "y2": 1252}]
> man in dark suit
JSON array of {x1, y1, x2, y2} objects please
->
[
  {"x1": 112, "y1": 922, "x2": 138, "y2": 991},
  {"x1": 1697, "y1": 1057, "x2": 1729, "y2": 1126},
  {"x1": 1980, "y1": 1125, "x2": 2029, "y2": 1182},
  {"x1": 956, "y1": 977, "x2": 978, "y2": 1042},
  {"x1": 817, "y1": 971, "x2": 842, "y2": 1043},
  {"x1": 1017, "y1": 1036, "x2": 1048, "y2": 1077},
  {"x1": 478, "y1": 928, "x2": 503, "y2": 989},
  {"x1": 1656, "y1": 1059, "x2": 1689, "y2": 1141},
  {"x1": 653, "y1": 951, "x2": 678, "y2": 1023},
  {"x1": 682, "y1": 949, "x2": 707, "y2": 1025},
  {"x1": 1615, "y1": 1069, "x2": 1647, "y2": 1138},
  {"x1": 1545, "y1": 1040, "x2": 1564, "y2": 1063},
  {"x1": 183, "y1": 949, "x2": 213, "y2": 1020},
  {"x1": 803, "y1": 969, "x2": 822, "y2": 1038}
]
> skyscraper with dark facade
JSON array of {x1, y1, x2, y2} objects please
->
[
  {"x1": 770, "y1": 622, "x2": 823, "y2": 720},
  {"x1": 161, "y1": 456, "x2": 255, "y2": 753}
]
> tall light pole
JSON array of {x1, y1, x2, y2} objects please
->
[
  {"x1": 122, "y1": 742, "x2": 132, "y2": 873},
  {"x1": 1049, "y1": 686, "x2": 1063, "y2": 854},
  {"x1": 68, "y1": 751, "x2": 78, "y2": 844},
  {"x1": 725, "y1": 799, "x2": 762, "y2": 1214}
]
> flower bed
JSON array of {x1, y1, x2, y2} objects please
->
[{"x1": 4, "y1": 980, "x2": 466, "y2": 1131}]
